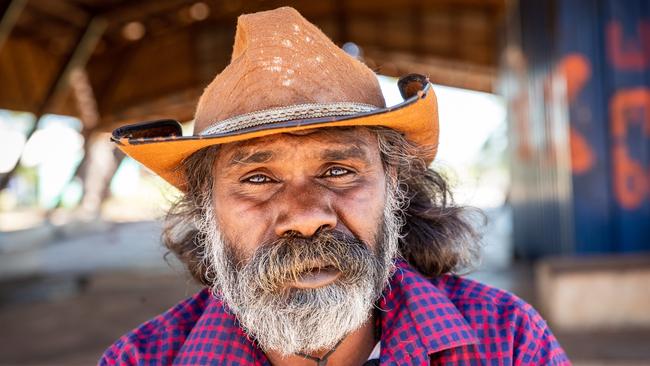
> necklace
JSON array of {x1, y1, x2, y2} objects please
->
[{"x1": 295, "y1": 339, "x2": 344, "y2": 366}]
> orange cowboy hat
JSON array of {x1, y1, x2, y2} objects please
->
[{"x1": 111, "y1": 6, "x2": 439, "y2": 190}]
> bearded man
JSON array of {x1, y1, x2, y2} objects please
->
[{"x1": 101, "y1": 6, "x2": 569, "y2": 366}]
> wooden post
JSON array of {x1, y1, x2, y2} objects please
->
[{"x1": 0, "y1": 16, "x2": 107, "y2": 191}]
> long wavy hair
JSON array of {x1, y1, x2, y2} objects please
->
[{"x1": 162, "y1": 127, "x2": 482, "y2": 286}]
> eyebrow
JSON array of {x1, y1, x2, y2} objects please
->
[
  {"x1": 228, "y1": 150, "x2": 274, "y2": 166},
  {"x1": 321, "y1": 146, "x2": 368, "y2": 162},
  {"x1": 226, "y1": 145, "x2": 369, "y2": 168}
]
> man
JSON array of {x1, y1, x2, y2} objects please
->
[{"x1": 102, "y1": 6, "x2": 569, "y2": 366}]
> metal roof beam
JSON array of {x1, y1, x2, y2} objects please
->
[{"x1": 0, "y1": 0, "x2": 27, "y2": 52}]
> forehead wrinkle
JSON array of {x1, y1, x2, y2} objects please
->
[
  {"x1": 321, "y1": 146, "x2": 368, "y2": 162},
  {"x1": 228, "y1": 150, "x2": 274, "y2": 166},
  {"x1": 220, "y1": 127, "x2": 377, "y2": 168}
]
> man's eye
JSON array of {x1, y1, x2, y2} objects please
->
[
  {"x1": 243, "y1": 174, "x2": 272, "y2": 184},
  {"x1": 323, "y1": 166, "x2": 352, "y2": 177}
]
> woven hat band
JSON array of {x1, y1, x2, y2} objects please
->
[{"x1": 199, "y1": 102, "x2": 378, "y2": 136}]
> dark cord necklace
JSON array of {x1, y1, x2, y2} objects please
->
[{"x1": 295, "y1": 339, "x2": 344, "y2": 366}]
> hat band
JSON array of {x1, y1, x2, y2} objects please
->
[{"x1": 199, "y1": 102, "x2": 378, "y2": 136}]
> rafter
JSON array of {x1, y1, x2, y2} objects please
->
[{"x1": 0, "y1": 0, "x2": 27, "y2": 51}]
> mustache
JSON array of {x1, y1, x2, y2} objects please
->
[{"x1": 234, "y1": 230, "x2": 379, "y2": 293}]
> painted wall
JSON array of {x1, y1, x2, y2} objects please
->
[{"x1": 508, "y1": 0, "x2": 650, "y2": 257}]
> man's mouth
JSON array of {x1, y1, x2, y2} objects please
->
[{"x1": 289, "y1": 265, "x2": 341, "y2": 289}]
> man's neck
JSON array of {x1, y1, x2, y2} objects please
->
[{"x1": 264, "y1": 315, "x2": 377, "y2": 366}]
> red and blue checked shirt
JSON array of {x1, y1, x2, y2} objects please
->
[{"x1": 100, "y1": 261, "x2": 570, "y2": 365}]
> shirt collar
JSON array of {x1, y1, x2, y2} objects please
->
[
  {"x1": 176, "y1": 294, "x2": 270, "y2": 365},
  {"x1": 377, "y1": 261, "x2": 478, "y2": 365},
  {"x1": 176, "y1": 261, "x2": 477, "y2": 365}
]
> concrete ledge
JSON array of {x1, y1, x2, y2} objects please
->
[
  {"x1": 536, "y1": 254, "x2": 650, "y2": 331},
  {"x1": 0, "y1": 224, "x2": 57, "y2": 254},
  {"x1": 556, "y1": 329, "x2": 650, "y2": 365},
  {"x1": 0, "y1": 220, "x2": 112, "y2": 254}
]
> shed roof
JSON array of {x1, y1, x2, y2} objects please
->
[{"x1": 0, "y1": 0, "x2": 504, "y2": 131}]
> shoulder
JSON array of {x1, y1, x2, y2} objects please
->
[
  {"x1": 98, "y1": 288, "x2": 212, "y2": 365},
  {"x1": 431, "y1": 274, "x2": 570, "y2": 364},
  {"x1": 432, "y1": 273, "x2": 530, "y2": 313}
]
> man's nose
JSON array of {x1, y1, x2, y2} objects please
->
[{"x1": 273, "y1": 183, "x2": 337, "y2": 238}]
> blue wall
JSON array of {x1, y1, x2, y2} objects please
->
[{"x1": 512, "y1": 0, "x2": 650, "y2": 256}]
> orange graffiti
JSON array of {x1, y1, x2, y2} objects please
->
[
  {"x1": 606, "y1": 20, "x2": 650, "y2": 71},
  {"x1": 555, "y1": 53, "x2": 595, "y2": 174},
  {"x1": 569, "y1": 127, "x2": 595, "y2": 174},
  {"x1": 612, "y1": 144, "x2": 648, "y2": 209},
  {"x1": 610, "y1": 88, "x2": 650, "y2": 209},
  {"x1": 610, "y1": 88, "x2": 650, "y2": 139},
  {"x1": 558, "y1": 53, "x2": 592, "y2": 102}
]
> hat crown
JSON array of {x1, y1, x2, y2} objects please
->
[{"x1": 193, "y1": 7, "x2": 386, "y2": 135}]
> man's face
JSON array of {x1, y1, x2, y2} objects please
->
[
  {"x1": 212, "y1": 127, "x2": 387, "y2": 273},
  {"x1": 200, "y1": 127, "x2": 402, "y2": 355}
]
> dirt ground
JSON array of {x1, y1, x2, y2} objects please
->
[{"x1": 0, "y1": 270, "x2": 201, "y2": 365}]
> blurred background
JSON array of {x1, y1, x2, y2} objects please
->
[{"x1": 0, "y1": 0, "x2": 648, "y2": 364}]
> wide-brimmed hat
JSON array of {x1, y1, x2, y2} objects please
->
[{"x1": 111, "y1": 6, "x2": 439, "y2": 190}]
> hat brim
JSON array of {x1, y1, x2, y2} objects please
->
[{"x1": 112, "y1": 80, "x2": 438, "y2": 191}]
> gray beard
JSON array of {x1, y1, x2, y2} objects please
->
[{"x1": 198, "y1": 179, "x2": 403, "y2": 356}]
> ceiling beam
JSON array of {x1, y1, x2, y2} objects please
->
[
  {"x1": 27, "y1": 0, "x2": 89, "y2": 28},
  {"x1": 0, "y1": 0, "x2": 27, "y2": 51},
  {"x1": 365, "y1": 49, "x2": 496, "y2": 92},
  {"x1": 104, "y1": 0, "x2": 194, "y2": 23}
]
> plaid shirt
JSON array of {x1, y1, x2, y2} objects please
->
[{"x1": 100, "y1": 262, "x2": 570, "y2": 365}]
